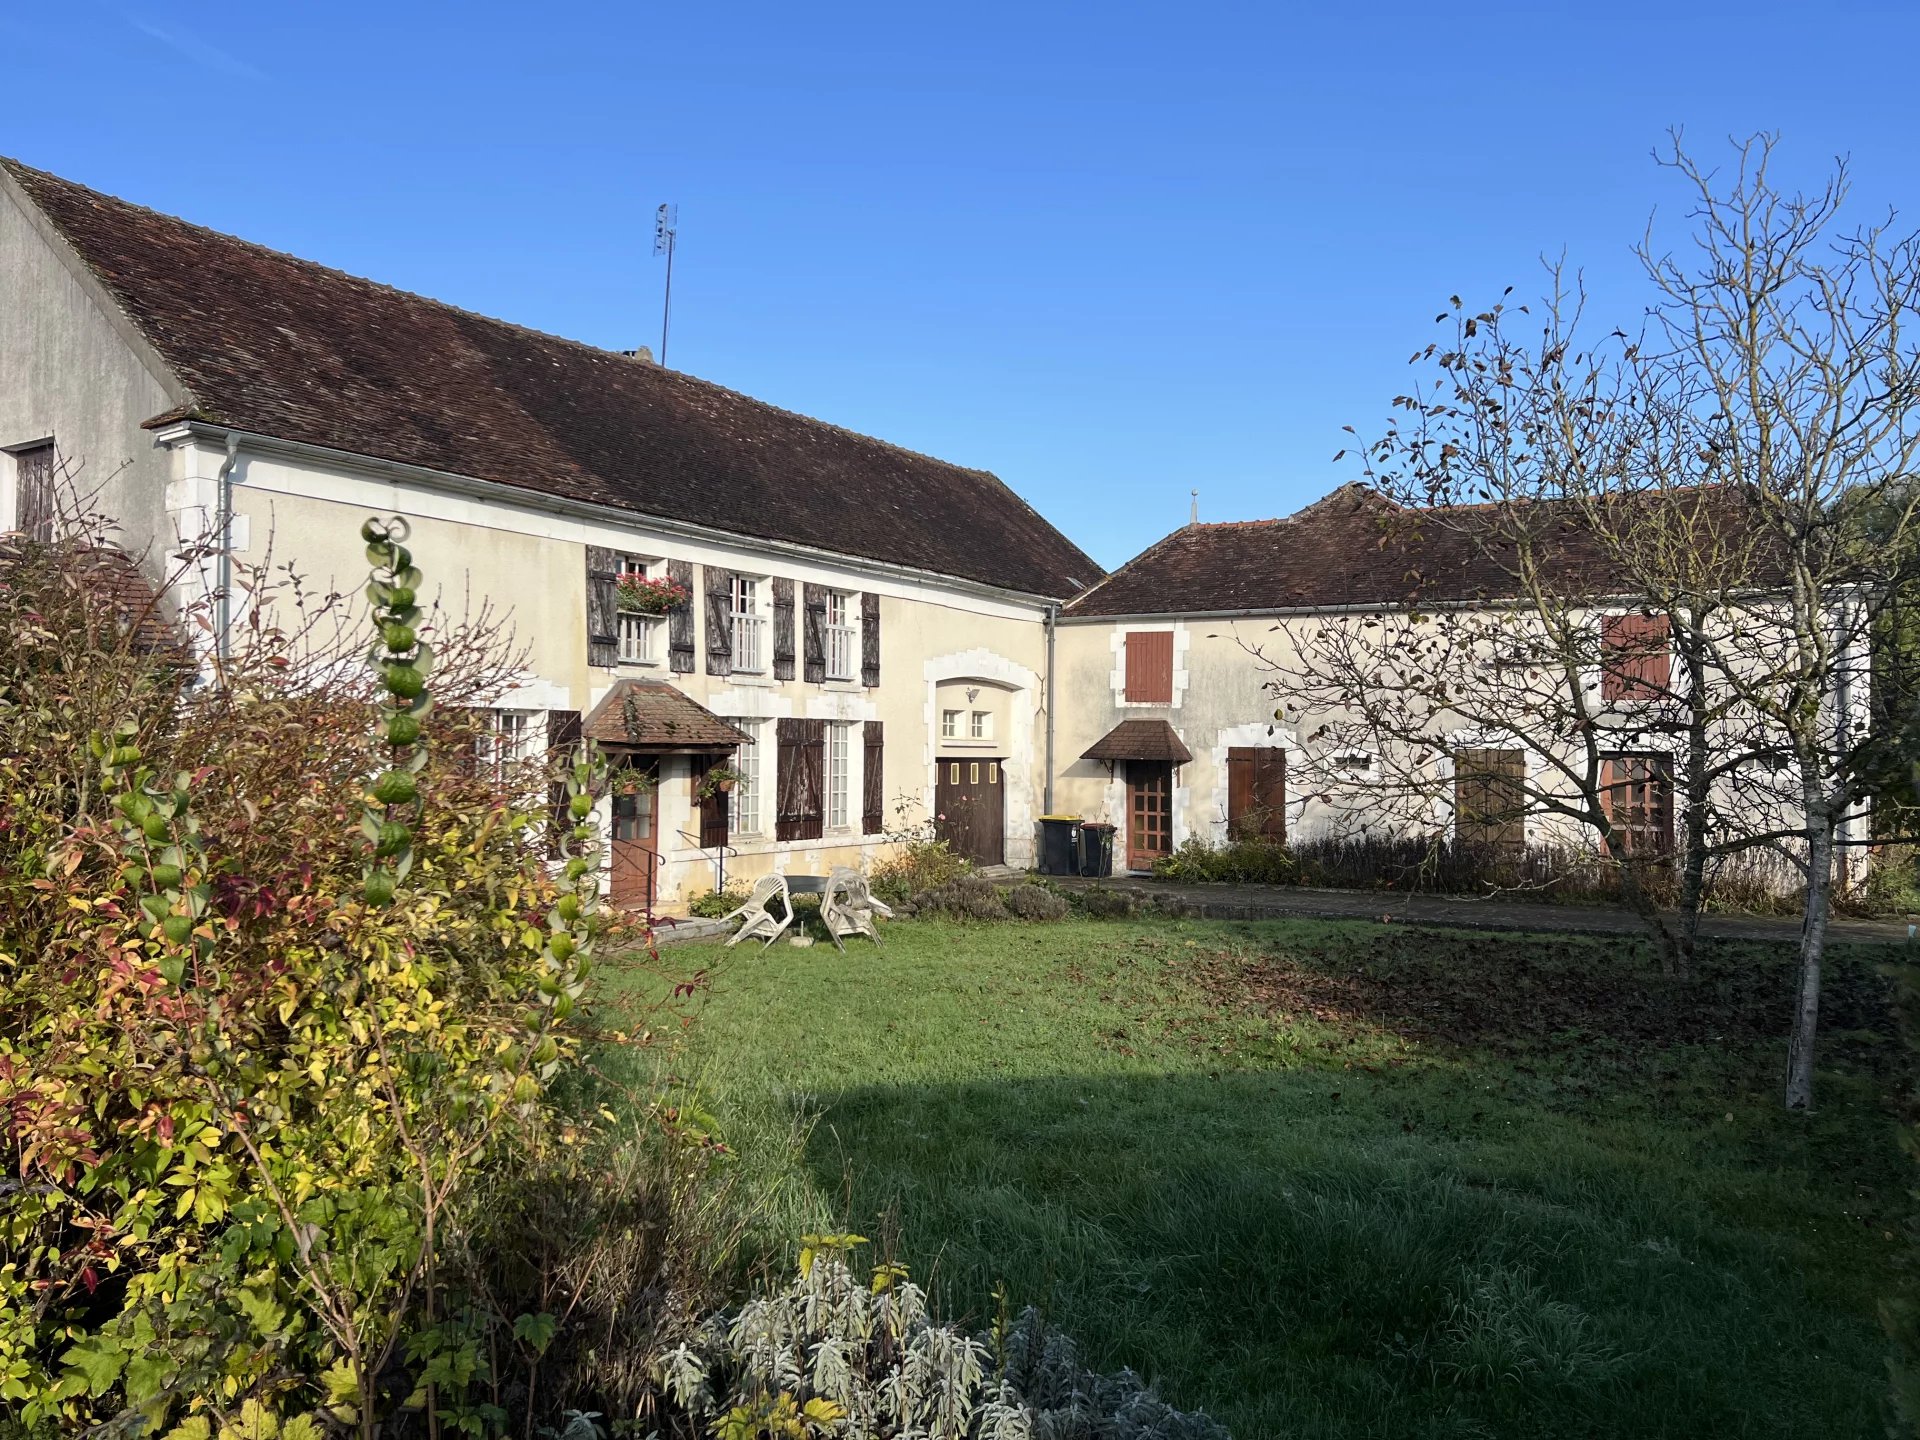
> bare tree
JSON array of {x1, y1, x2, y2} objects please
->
[{"x1": 1255, "y1": 134, "x2": 1920, "y2": 1106}]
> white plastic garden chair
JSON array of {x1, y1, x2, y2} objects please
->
[
  {"x1": 821, "y1": 866, "x2": 892, "y2": 951},
  {"x1": 722, "y1": 874, "x2": 793, "y2": 949}
]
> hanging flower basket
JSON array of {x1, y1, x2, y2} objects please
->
[
  {"x1": 616, "y1": 572, "x2": 689, "y2": 615},
  {"x1": 697, "y1": 764, "x2": 742, "y2": 800}
]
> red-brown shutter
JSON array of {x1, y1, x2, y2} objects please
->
[
  {"x1": 1124, "y1": 631, "x2": 1174, "y2": 704},
  {"x1": 1600, "y1": 614, "x2": 1671, "y2": 701},
  {"x1": 1227, "y1": 746, "x2": 1285, "y2": 840}
]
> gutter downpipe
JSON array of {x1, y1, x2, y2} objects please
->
[
  {"x1": 214, "y1": 434, "x2": 240, "y2": 676},
  {"x1": 1043, "y1": 600, "x2": 1059, "y2": 815}
]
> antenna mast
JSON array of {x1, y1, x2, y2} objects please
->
[{"x1": 653, "y1": 202, "x2": 678, "y2": 366}]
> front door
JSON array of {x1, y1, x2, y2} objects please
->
[
  {"x1": 1127, "y1": 760, "x2": 1174, "y2": 870},
  {"x1": 935, "y1": 756, "x2": 1005, "y2": 866},
  {"x1": 609, "y1": 756, "x2": 659, "y2": 910}
]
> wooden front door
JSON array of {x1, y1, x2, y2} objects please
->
[
  {"x1": 1599, "y1": 753, "x2": 1674, "y2": 859},
  {"x1": 1127, "y1": 760, "x2": 1174, "y2": 870},
  {"x1": 935, "y1": 756, "x2": 1005, "y2": 866},
  {"x1": 609, "y1": 756, "x2": 659, "y2": 909}
]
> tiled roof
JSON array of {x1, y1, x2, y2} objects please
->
[
  {"x1": 1082, "y1": 719, "x2": 1194, "y2": 764},
  {"x1": 580, "y1": 679, "x2": 748, "y2": 751},
  {"x1": 1, "y1": 536, "x2": 184, "y2": 660},
  {"x1": 1064, "y1": 483, "x2": 1762, "y2": 617},
  {"x1": 3, "y1": 160, "x2": 1099, "y2": 600}
]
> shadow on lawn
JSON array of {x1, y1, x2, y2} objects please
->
[{"x1": 792, "y1": 1037, "x2": 1902, "y2": 1438}]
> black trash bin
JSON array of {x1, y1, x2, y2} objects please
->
[
  {"x1": 1077, "y1": 822, "x2": 1115, "y2": 878},
  {"x1": 1038, "y1": 815, "x2": 1081, "y2": 876}
]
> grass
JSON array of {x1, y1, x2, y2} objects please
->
[{"x1": 602, "y1": 916, "x2": 1912, "y2": 1439}]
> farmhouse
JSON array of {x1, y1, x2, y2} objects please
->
[{"x1": 0, "y1": 159, "x2": 1864, "y2": 901}]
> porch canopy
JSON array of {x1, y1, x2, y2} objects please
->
[
  {"x1": 581, "y1": 679, "x2": 749, "y2": 753},
  {"x1": 1082, "y1": 718, "x2": 1193, "y2": 765}
]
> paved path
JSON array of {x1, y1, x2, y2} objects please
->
[{"x1": 1044, "y1": 873, "x2": 1911, "y2": 946}]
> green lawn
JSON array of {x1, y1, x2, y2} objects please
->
[{"x1": 604, "y1": 917, "x2": 1911, "y2": 1439}]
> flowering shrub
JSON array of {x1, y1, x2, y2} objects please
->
[{"x1": 615, "y1": 571, "x2": 689, "y2": 614}]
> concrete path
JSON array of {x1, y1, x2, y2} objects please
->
[{"x1": 1043, "y1": 873, "x2": 1912, "y2": 946}]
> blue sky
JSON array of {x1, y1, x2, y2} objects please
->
[{"x1": 6, "y1": 2, "x2": 1917, "y2": 569}]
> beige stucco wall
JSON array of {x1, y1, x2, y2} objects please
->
[{"x1": 0, "y1": 179, "x2": 182, "y2": 564}]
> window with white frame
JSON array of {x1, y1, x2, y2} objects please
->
[
  {"x1": 825, "y1": 590, "x2": 858, "y2": 681},
  {"x1": 942, "y1": 709, "x2": 963, "y2": 740},
  {"x1": 614, "y1": 553, "x2": 662, "y2": 665},
  {"x1": 827, "y1": 721, "x2": 851, "y2": 829},
  {"x1": 731, "y1": 575, "x2": 766, "y2": 673},
  {"x1": 730, "y1": 718, "x2": 763, "y2": 834},
  {"x1": 969, "y1": 710, "x2": 991, "y2": 741},
  {"x1": 477, "y1": 709, "x2": 540, "y2": 781}
]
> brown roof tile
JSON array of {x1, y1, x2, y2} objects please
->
[
  {"x1": 580, "y1": 680, "x2": 748, "y2": 751},
  {"x1": 1064, "y1": 483, "x2": 1763, "y2": 617},
  {"x1": 1082, "y1": 718, "x2": 1194, "y2": 764},
  {"x1": 4, "y1": 160, "x2": 1099, "y2": 599}
]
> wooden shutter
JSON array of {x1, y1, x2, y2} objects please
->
[
  {"x1": 13, "y1": 443, "x2": 56, "y2": 542},
  {"x1": 772, "y1": 577, "x2": 797, "y2": 680},
  {"x1": 1226, "y1": 747, "x2": 1286, "y2": 841},
  {"x1": 1124, "y1": 631, "x2": 1174, "y2": 703},
  {"x1": 776, "y1": 718, "x2": 826, "y2": 841},
  {"x1": 703, "y1": 566, "x2": 734, "y2": 676},
  {"x1": 1454, "y1": 748, "x2": 1524, "y2": 851},
  {"x1": 862, "y1": 721, "x2": 885, "y2": 834},
  {"x1": 585, "y1": 546, "x2": 619, "y2": 667},
  {"x1": 802, "y1": 584, "x2": 828, "y2": 684},
  {"x1": 1600, "y1": 753, "x2": 1674, "y2": 858},
  {"x1": 698, "y1": 774, "x2": 731, "y2": 850},
  {"x1": 1600, "y1": 614, "x2": 1671, "y2": 701},
  {"x1": 666, "y1": 559, "x2": 695, "y2": 673},
  {"x1": 546, "y1": 708, "x2": 583, "y2": 857},
  {"x1": 860, "y1": 592, "x2": 881, "y2": 687}
]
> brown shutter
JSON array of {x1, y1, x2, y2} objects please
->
[
  {"x1": 586, "y1": 546, "x2": 619, "y2": 668},
  {"x1": 773, "y1": 577, "x2": 797, "y2": 680},
  {"x1": 862, "y1": 720, "x2": 885, "y2": 834},
  {"x1": 775, "y1": 718, "x2": 827, "y2": 841},
  {"x1": 1600, "y1": 614, "x2": 1671, "y2": 701},
  {"x1": 802, "y1": 584, "x2": 828, "y2": 684},
  {"x1": 1455, "y1": 748, "x2": 1524, "y2": 851},
  {"x1": 860, "y1": 592, "x2": 881, "y2": 687},
  {"x1": 704, "y1": 566, "x2": 734, "y2": 676},
  {"x1": 1124, "y1": 631, "x2": 1174, "y2": 704},
  {"x1": 1227, "y1": 747, "x2": 1286, "y2": 841},
  {"x1": 667, "y1": 559, "x2": 695, "y2": 673},
  {"x1": 698, "y1": 773, "x2": 731, "y2": 850},
  {"x1": 546, "y1": 708, "x2": 583, "y2": 857}
]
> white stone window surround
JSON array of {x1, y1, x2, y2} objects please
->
[{"x1": 1109, "y1": 623, "x2": 1191, "y2": 709}]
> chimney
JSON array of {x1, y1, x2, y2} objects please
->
[{"x1": 620, "y1": 345, "x2": 656, "y2": 364}]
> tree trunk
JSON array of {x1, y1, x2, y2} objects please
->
[{"x1": 1785, "y1": 817, "x2": 1834, "y2": 1110}]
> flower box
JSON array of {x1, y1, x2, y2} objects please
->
[{"x1": 615, "y1": 572, "x2": 689, "y2": 615}]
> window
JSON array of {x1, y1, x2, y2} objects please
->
[
  {"x1": 1226, "y1": 747, "x2": 1286, "y2": 841},
  {"x1": 613, "y1": 554, "x2": 662, "y2": 664},
  {"x1": 969, "y1": 710, "x2": 991, "y2": 740},
  {"x1": 942, "y1": 709, "x2": 962, "y2": 740},
  {"x1": 1454, "y1": 748, "x2": 1524, "y2": 851},
  {"x1": 827, "y1": 722, "x2": 852, "y2": 829},
  {"x1": 11, "y1": 442, "x2": 55, "y2": 541},
  {"x1": 1124, "y1": 630, "x2": 1174, "y2": 703},
  {"x1": 731, "y1": 575, "x2": 766, "y2": 673},
  {"x1": 825, "y1": 591, "x2": 858, "y2": 681},
  {"x1": 477, "y1": 709, "x2": 540, "y2": 782},
  {"x1": 730, "y1": 719, "x2": 763, "y2": 834},
  {"x1": 1599, "y1": 752, "x2": 1674, "y2": 858},
  {"x1": 1332, "y1": 751, "x2": 1376, "y2": 777},
  {"x1": 1600, "y1": 613, "x2": 1672, "y2": 702}
]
